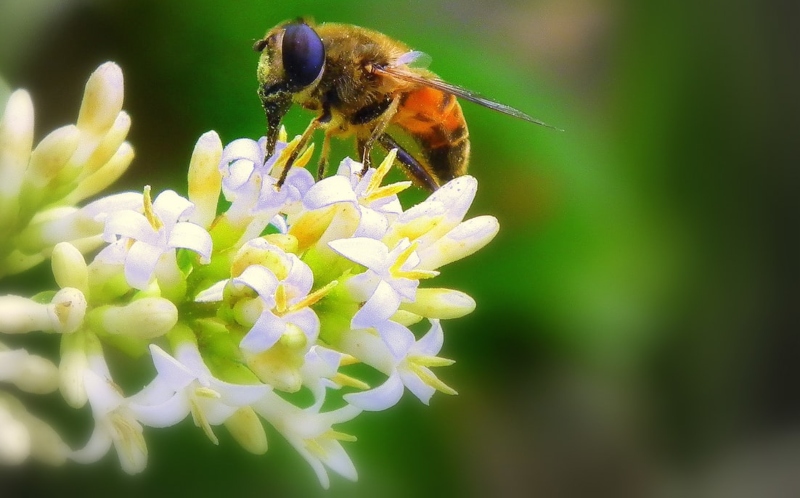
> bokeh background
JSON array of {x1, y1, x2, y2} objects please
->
[{"x1": 1, "y1": 0, "x2": 798, "y2": 496}]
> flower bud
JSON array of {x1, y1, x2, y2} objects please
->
[
  {"x1": 0, "y1": 90, "x2": 34, "y2": 233},
  {"x1": 0, "y1": 90, "x2": 34, "y2": 194},
  {"x1": 188, "y1": 131, "x2": 223, "y2": 228},
  {"x1": 24, "y1": 410, "x2": 69, "y2": 466},
  {"x1": 59, "y1": 331, "x2": 89, "y2": 408},
  {"x1": 65, "y1": 141, "x2": 134, "y2": 204},
  {"x1": 24, "y1": 124, "x2": 81, "y2": 188},
  {"x1": 0, "y1": 295, "x2": 52, "y2": 334},
  {"x1": 400, "y1": 288, "x2": 476, "y2": 319},
  {"x1": 49, "y1": 287, "x2": 87, "y2": 334},
  {"x1": 2, "y1": 350, "x2": 60, "y2": 394},
  {"x1": 81, "y1": 111, "x2": 131, "y2": 177},
  {"x1": 416, "y1": 215, "x2": 499, "y2": 270},
  {"x1": 0, "y1": 400, "x2": 30, "y2": 465},
  {"x1": 76, "y1": 62, "x2": 124, "y2": 136},
  {"x1": 52, "y1": 242, "x2": 89, "y2": 293},
  {"x1": 224, "y1": 407, "x2": 268, "y2": 455},
  {"x1": 89, "y1": 297, "x2": 178, "y2": 339}
]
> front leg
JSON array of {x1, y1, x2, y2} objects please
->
[
  {"x1": 316, "y1": 131, "x2": 332, "y2": 181},
  {"x1": 276, "y1": 106, "x2": 331, "y2": 188}
]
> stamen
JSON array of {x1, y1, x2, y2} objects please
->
[{"x1": 142, "y1": 186, "x2": 163, "y2": 230}]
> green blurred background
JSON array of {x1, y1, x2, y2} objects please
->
[{"x1": 1, "y1": 0, "x2": 797, "y2": 496}]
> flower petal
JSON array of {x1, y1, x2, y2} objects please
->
[
  {"x1": 123, "y1": 241, "x2": 163, "y2": 289},
  {"x1": 343, "y1": 372, "x2": 404, "y2": 411},
  {"x1": 103, "y1": 211, "x2": 153, "y2": 244},
  {"x1": 240, "y1": 312, "x2": 285, "y2": 353},
  {"x1": 194, "y1": 280, "x2": 227, "y2": 302},
  {"x1": 412, "y1": 319, "x2": 444, "y2": 356},
  {"x1": 353, "y1": 205, "x2": 389, "y2": 239},
  {"x1": 416, "y1": 215, "x2": 499, "y2": 270},
  {"x1": 328, "y1": 237, "x2": 390, "y2": 271},
  {"x1": 210, "y1": 379, "x2": 270, "y2": 407},
  {"x1": 303, "y1": 175, "x2": 358, "y2": 209},
  {"x1": 168, "y1": 221, "x2": 212, "y2": 262},
  {"x1": 148, "y1": 345, "x2": 196, "y2": 390},
  {"x1": 375, "y1": 319, "x2": 416, "y2": 360},
  {"x1": 70, "y1": 423, "x2": 112, "y2": 464},
  {"x1": 351, "y1": 280, "x2": 401, "y2": 328},
  {"x1": 152, "y1": 190, "x2": 194, "y2": 227},
  {"x1": 399, "y1": 367, "x2": 437, "y2": 405},
  {"x1": 233, "y1": 265, "x2": 280, "y2": 300},
  {"x1": 220, "y1": 138, "x2": 263, "y2": 166},
  {"x1": 286, "y1": 307, "x2": 320, "y2": 343},
  {"x1": 128, "y1": 390, "x2": 190, "y2": 428}
]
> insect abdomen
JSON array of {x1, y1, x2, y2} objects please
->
[{"x1": 394, "y1": 86, "x2": 470, "y2": 185}]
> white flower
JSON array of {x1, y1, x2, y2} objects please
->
[
  {"x1": 301, "y1": 152, "x2": 408, "y2": 240},
  {"x1": 0, "y1": 57, "x2": 499, "y2": 483},
  {"x1": 71, "y1": 370, "x2": 148, "y2": 474},
  {"x1": 219, "y1": 137, "x2": 314, "y2": 241},
  {"x1": 342, "y1": 320, "x2": 455, "y2": 411},
  {"x1": 197, "y1": 239, "x2": 328, "y2": 356},
  {"x1": 236, "y1": 263, "x2": 319, "y2": 354},
  {"x1": 329, "y1": 236, "x2": 437, "y2": 357},
  {"x1": 383, "y1": 175, "x2": 499, "y2": 270},
  {"x1": 127, "y1": 344, "x2": 270, "y2": 445},
  {"x1": 299, "y1": 346, "x2": 346, "y2": 411},
  {"x1": 253, "y1": 391, "x2": 360, "y2": 489},
  {"x1": 100, "y1": 189, "x2": 212, "y2": 291}
]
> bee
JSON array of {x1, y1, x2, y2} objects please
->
[{"x1": 254, "y1": 20, "x2": 557, "y2": 191}]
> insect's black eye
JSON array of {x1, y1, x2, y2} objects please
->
[{"x1": 282, "y1": 23, "x2": 325, "y2": 89}]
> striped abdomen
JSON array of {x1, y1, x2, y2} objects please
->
[{"x1": 393, "y1": 86, "x2": 470, "y2": 186}]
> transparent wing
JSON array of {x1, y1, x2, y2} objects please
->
[
  {"x1": 374, "y1": 64, "x2": 562, "y2": 130},
  {"x1": 392, "y1": 50, "x2": 432, "y2": 69}
]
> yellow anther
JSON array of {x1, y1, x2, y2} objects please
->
[
  {"x1": 409, "y1": 363, "x2": 457, "y2": 395},
  {"x1": 142, "y1": 185, "x2": 163, "y2": 230},
  {"x1": 285, "y1": 280, "x2": 338, "y2": 314},
  {"x1": 409, "y1": 355, "x2": 455, "y2": 368},
  {"x1": 332, "y1": 372, "x2": 370, "y2": 390},
  {"x1": 324, "y1": 429, "x2": 357, "y2": 442},
  {"x1": 294, "y1": 143, "x2": 315, "y2": 168},
  {"x1": 195, "y1": 386, "x2": 222, "y2": 399},
  {"x1": 366, "y1": 149, "x2": 397, "y2": 194},
  {"x1": 364, "y1": 181, "x2": 412, "y2": 204},
  {"x1": 275, "y1": 284, "x2": 288, "y2": 314}
]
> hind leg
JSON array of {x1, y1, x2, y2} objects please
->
[{"x1": 377, "y1": 134, "x2": 440, "y2": 191}]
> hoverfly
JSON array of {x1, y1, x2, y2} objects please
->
[{"x1": 254, "y1": 20, "x2": 557, "y2": 191}]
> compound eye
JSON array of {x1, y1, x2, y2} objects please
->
[{"x1": 282, "y1": 23, "x2": 325, "y2": 89}]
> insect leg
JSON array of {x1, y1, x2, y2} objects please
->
[
  {"x1": 377, "y1": 134, "x2": 440, "y2": 191},
  {"x1": 276, "y1": 107, "x2": 331, "y2": 188},
  {"x1": 276, "y1": 118, "x2": 321, "y2": 188},
  {"x1": 359, "y1": 96, "x2": 400, "y2": 175},
  {"x1": 317, "y1": 131, "x2": 332, "y2": 181}
]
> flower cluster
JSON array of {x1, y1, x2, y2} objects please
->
[{"x1": 0, "y1": 62, "x2": 498, "y2": 487}]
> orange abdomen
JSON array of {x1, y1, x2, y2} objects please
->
[{"x1": 393, "y1": 86, "x2": 470, "y2": 184}]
